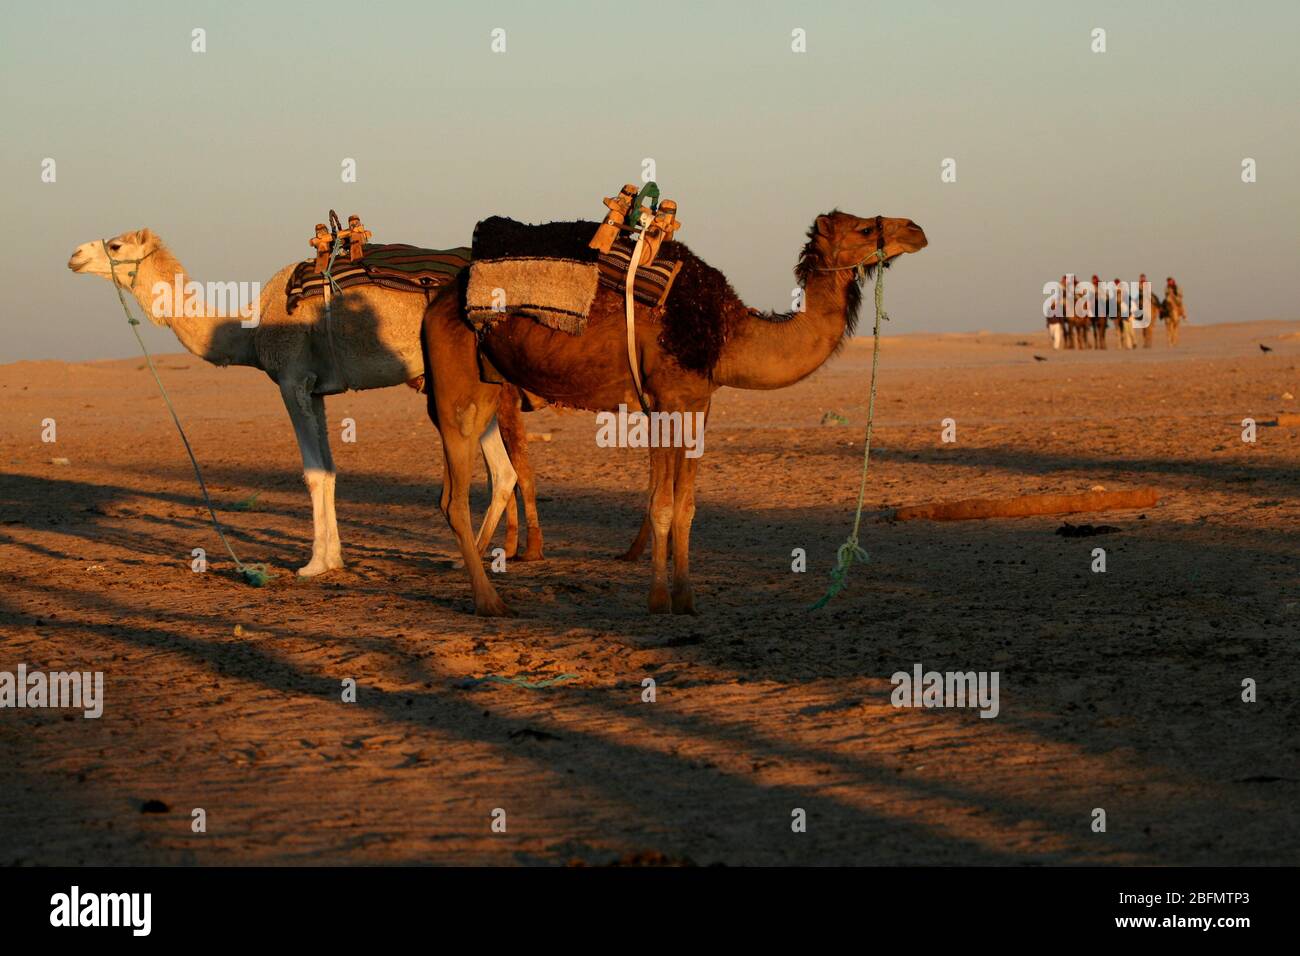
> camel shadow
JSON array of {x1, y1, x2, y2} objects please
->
[
  {"x1": 4, "y1": 452, "x2": 1298, "y2": 865},
  {"x1": 2, "y1": 581, "x2": 1057, "y2": 866}
]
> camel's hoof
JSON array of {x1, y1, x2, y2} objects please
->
[
  {"x1": 671, "y1": 587, "x2": 697, "y2": 615},
  {"x1": 514, "y1": 547, "x2": 544, "y2": 563},
  {"x1": 616, "y1": 548, "x2": 644, "y2": 563},
  {"x1": 297, "y1": 556, "x2": 344, "y2": 577},
  {"x1": 648, "y1": 588, "x2": 672, "y2": 614},
  {"x1": 475, "y1": 595, "x2": 515, "y2": 617}
]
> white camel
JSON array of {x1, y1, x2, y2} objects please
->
[{"x1": 69, "y1": 228, "x2": 516, "y2": 576}]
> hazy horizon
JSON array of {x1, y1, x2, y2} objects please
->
[{"x1": 2, "y1": 0, "x2": 1297, "y2": 363}]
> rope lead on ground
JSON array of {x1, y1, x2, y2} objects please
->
[
  {"x1": 810, "y1": 246, "x2": 889, "y2": 611},
  {"x1": 103, "y1": 241, "x2": 271, "y2": 587}
]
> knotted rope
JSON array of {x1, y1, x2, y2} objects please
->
[
  {"x1": 103, "y1": 240, "x2": 271, "y2": 587},
  {"x1": 810, "y1": 246, "x2": 889, "y2": 610}
]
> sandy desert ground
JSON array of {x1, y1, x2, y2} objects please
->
[{"x1": 1, "y1": 319, "x2": 1298, "y2": 866}]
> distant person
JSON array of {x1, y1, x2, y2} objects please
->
[
  {"x1": 1087, "y1": 273, "x2": 1106, "y2": 348},
  {"x1": 1096, "y1": 277, "x2": 1114, "y2": 345},
  {"x1": 1115, "y1": 277, "x2": 1137, "y2": 349},
  {"x1": 1065, "y1": 273, "x2": 1090, "y2": 348},
  {"x1": 1046, "y1": 313, "x2": 1065, "y2": 350},
  {"x1": 1164, "y1": 276, "x2": 1185, "y2": 346},
  {"x1": 1138, "y1": 273, "x2": 1157, "y2": 348},
  {"x1": 1046, "y1": 274, "x2": 1067, "y2": 349}
]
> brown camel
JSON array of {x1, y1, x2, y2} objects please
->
[
  {"x1": 1069, "y1": 310, "x2": 1092, "y2": 349},
  {"x1": 1142, "y1": 295, "x2": 1163, "y2": 348},
  {"x1": 420, "y1": 210, "x2": 928, "y2": 615}
]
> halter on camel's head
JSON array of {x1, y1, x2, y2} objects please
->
[
  {"x1": 810, "y1": 213, "x2": 916, "y2": 282},
  {"x1": 101, "y1": 237, "x2": 157, "y2": 291}
]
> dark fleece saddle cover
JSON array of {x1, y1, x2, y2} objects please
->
[
  {"x1": 470, "y1": 216, "x2": 732, "y2": 376},
  {"x1": 471, "y1": 217, "x2": 682, "y2": 311},
  {"x1": 471, "y1": 218, "x2": 600, "y2": 263}
]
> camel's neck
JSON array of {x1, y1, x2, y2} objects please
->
[
  {"x1": 713, "y1": 268, "x2": 856, "y2": 390},
  {"x1": 128, "y1": 251, "x2": 258, "y2": 367}
]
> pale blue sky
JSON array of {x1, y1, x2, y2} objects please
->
[{"x1": 1, "y1": 0, "x2": 1296, "y2": 362}]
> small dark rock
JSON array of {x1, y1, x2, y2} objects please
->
[{"x1": 1055, "y1": 522, "x2": 1121, "y2": 537}]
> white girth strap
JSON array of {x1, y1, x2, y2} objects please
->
[{"x1": 624, "y1": 217, "x2": 650, "y2": 413}]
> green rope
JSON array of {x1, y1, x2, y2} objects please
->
[
  {"x1": 103, "y1": 241, "x2": 270, "y2": 587},
  {"x1": 810, "y1": 249, "x2": 889, "y2": 610},
  {"x1": 321, "y1": 230, "x2": 345, "y2": 299},
  {"x1": 466, "y1": 673, "x2": 580, "y2": 690}
]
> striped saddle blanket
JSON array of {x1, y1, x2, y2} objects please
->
[
  {"x1": 285, "y1": 244, "x2": 470, "y2": 314},
  {"x1": 596, "y1": 237, "x2": 682, "y2": 309},
  {"x1": 465, "y1": 217, "x2": 681, "y2": 336}
]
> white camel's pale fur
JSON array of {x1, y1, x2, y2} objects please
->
[{"x1": 69, "y1": 228, "x2": 515, "y2": 576}]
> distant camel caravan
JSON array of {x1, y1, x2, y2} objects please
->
[
  {"x1": 68, "y1": 230, "x2": 538, "y2": 574},
  {"x1": 421, "y1": 210, "x2": 928, "y2": 616},
  {"x1": 1046, "y1": 274, "x2": 1184, "y2": 350}
]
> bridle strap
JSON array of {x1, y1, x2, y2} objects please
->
[{"x1": 101, "y1": 240, "x2": 157, "y2": 291}]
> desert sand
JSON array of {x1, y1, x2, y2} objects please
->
[{"x1": 1, "y1": 319, "x2": 1297, "y2": 865}]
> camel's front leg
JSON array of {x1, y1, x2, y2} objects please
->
[
  {"x1": 646, "y1": 447, "x2": 676, "y2": 614},
  {"x1": 310, "y1": 392, "x2": 344, "y2": 570},
  {"x1": 670, "y1": 447, "x2": 702, "y2": 615},
  {"x1": 280, "y1": 379, "x2": 343, "y2": 576}
]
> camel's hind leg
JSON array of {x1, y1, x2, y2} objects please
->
[
  {"x1": 433, "y1": 390, "x2": 510, "y2": 616},
  {"x1": 420, "y1": 287, "x2": 510, "y2": 615},
  {"x1": 620, "y1": 513, "x2": 653, "y2": 562},
  {"x1": 618, "y1": 461, "x2": 654, "y2": 561},
  {"x1": 475, "y1": 416, "x2": 516, "y2": 557},
  {"x1": 281, "y1": 378, "x2": 344, "y2": 576},
  {"x1": 497, "y1": 387, "x2": 544, "y2": 561}
]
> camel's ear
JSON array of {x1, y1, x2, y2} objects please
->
[
  {"x1": 814, "y1": 215, "x2": 834, "y2": 238},
  {"x1": 136, "y1": 228, "x2": 155, "y2": 248}
]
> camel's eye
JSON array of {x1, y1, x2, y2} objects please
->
[{"x1": 108, "y1": 242, "x2": 122, "y2": 252}]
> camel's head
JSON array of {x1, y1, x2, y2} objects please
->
[
  {"x1": 68, "y1": 229, "x2": 159, "y2": 283},
  {"x1": 802, "y1": 211, "x2": 927, "y2": 276}
]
